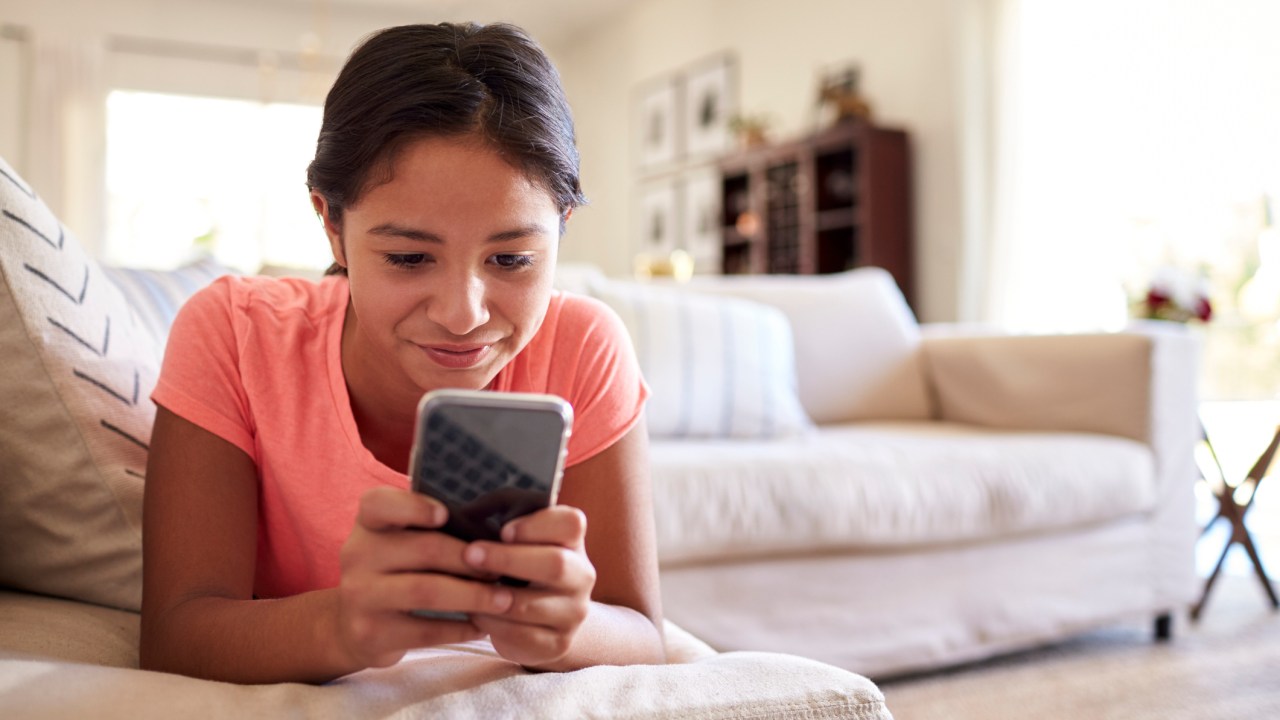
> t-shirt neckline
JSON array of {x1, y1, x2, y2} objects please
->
[{"x1": 324, "y1": 278, "x2": 410, "y2": 488}]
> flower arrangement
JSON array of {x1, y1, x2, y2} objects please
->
[{"x1": 1132, "y1": 266, "x2": 1213, "y2": 323}]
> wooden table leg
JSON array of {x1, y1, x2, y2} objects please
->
[{"x1": 1191, "y1": 424, "x2": 1280, "y2": 621}]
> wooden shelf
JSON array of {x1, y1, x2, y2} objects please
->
[{"x1": 715, "y1": 119, "x2": 914, "y2": 308}]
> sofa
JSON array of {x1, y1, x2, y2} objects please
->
[
  {"x1": 569, "y1": 265, "x2": 1201, "y2": 679},
  {"x1": 0, "y1": 156, "x2": 900, "y2": 719},
  {"x1": 0, "y1": 144, "x2": 1199, "y2": 716}
]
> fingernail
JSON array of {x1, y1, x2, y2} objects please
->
[
  {"x1": 500, "y1": 523, "x2": 515, "y2": 543},
  {"x1": 427, "y1": 503, "x2": 446, "y2": 527},
  {"x1": 465, "y1": 544, "x2": 486, "y2": 566},
  {"x1": 493, "y1": 588, "x2": 513, "y2": 612}
]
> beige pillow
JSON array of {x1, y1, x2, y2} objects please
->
[{"x1": 0, "y1": 158, "x2": 157, "y2": 610}]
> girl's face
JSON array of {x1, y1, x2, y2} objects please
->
[{"x1": 315, "y1": 135, "x2": 562, "y2": 397}]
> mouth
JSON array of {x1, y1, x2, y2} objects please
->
[{"x1": 416, "y1": 342, "x2": 494, "y2": 370}]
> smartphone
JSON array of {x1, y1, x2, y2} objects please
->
[
  {"x1": 406, "y1": 390, "x2": 573, "y2": 623},
  {"x1": 409, "y1": 389, "x2": 572, "y2": 544}
]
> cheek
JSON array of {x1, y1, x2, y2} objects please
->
[
  {"x1": 501, "y1": 280, "x2": 554, "y2": 334},
  {"x1": 348, "y1": 274, "x2": 419, "y2": 336}
]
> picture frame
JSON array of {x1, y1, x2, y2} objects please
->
[
  {"x1": 681, "y1": 169, "x2": 721, "y2": 273},
  {"x1": 636, "y1": 77, "x2": 680, "y2": 170},
  {"x1": 814, "y1": 61, "x2": 871, "y2": 128},
  {"x1": 682, "y1": 54, "x2": 736, "y2": 160},
  {"x1": 637, "y1": 179, "x2": 680, "y2": 258}
]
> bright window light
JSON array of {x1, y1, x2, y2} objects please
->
[
  {"x1": 105, "y1": 90, "x2": 327, "y2": 272},
  {"x1": 999, "y1": 0, "x2": 1280, "y2": 399}
]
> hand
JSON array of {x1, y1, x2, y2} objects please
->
[
  {"x1": 334, "y1": 487, "x2": 515, "y2": 669},
  {"x1": 461, "y1": 505, "x2": 597, "y2": 668}
]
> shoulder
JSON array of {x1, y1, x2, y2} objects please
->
[
  {"x1": 179, "y1": 274, "x2": 345, "y2": 327},
  {"x1": 545, "y1": 290, "x2": 630, "y2": 344}
]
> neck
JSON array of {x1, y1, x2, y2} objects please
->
[{"x1": 340, "y1": 303, "x2": 417, "y2": 473}]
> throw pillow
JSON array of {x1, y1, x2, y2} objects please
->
[
  {"x1": 102, "y1": 257, "x2": 235, "y2": 345},
  {"x1": 587, "y1": 278, "x2": 813, "y2": 439},
  {"x1": 0, "y1": 156, "x2": 230, "y2": 610}
]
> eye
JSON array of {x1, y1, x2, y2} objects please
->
[
  {"x1": 383, "y1": 253, "x2": 428, "y2": 269},
  {"x1": 491, "y1": 254, "x2": 536, "y2": 270}
]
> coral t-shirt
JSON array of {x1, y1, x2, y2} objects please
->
[{"x1": 152, "y1": 275, "x2": 647, "y2": 598}]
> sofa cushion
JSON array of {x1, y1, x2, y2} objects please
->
[
  {"x1": 684, "y1": 267, "x2": 932, "y2": 424},
  {"x1": 647, "y1": 422, "x2": 1157, "y2": 565},
  {"x1": 588, "y1": 278, "x2": 813, "y2": 439},
  {"x1": 0, "y1": 593, "x2": 890, "y2": 720},
  {"x1": 0, "y1": 156, "x2": 230, "y2": 611}
]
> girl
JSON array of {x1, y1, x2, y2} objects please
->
[{"x1": 140, "y1": 22, "x2": 664, "y2": 684}]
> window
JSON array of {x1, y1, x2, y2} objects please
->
[
  {"x1": 990, "y1": 0, "x2": 1280, "y2": 400},
  {"x1": 105, "y1": 90, "x2": 327, "y2": 273}
]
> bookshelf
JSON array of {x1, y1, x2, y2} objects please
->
[{"x1": 718, "y1": 119, "x2": 913, "y2": 306}]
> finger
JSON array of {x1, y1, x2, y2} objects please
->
[
  {"x1": 470, "y1": 614, "x2": 574, "y2": 667},
  {"x1": 371, "y1": 572, "x2": 515, "y2": 616},
  {"x1": 357, "y1": 487, "x2": 447, "y2": 532},
  {"x1": 346, "y1": 529, "x2": 486, "y2": 577},
  {"x1": 477, "y1": 587, "x2": 588, "y2": 630},
  {"x1": 501, "y1": 505, "x2": 587, "y2": 549},
  {"x1": 464, "y1": 542, "x2": 595, "y2": 591}
]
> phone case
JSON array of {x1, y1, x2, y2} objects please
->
[{"x1": 408, "y1": 389, "x2": 573, "y2": 543}]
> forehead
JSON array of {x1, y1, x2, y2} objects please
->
[{"x1": 352, "y1": 135, "x2": 557, "y2": 217}]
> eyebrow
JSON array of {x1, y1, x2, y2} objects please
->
[{"x1": 367, "y1": 223, "x2": 552, "y2": 243}]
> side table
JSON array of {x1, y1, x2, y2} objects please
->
[{"x1": 1190, "y1": 422, "x2": 1280, "y2": 620}]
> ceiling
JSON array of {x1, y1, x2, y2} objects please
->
[{"x1": 244, "y1": 0, "x2": 641, "y2": 48}]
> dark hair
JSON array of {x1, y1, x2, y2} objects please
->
[{"x1": 306, "y1": 22, "x2": 586, "y2": 275}]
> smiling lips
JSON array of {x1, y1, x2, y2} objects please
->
[{"x1": 418, "y1": 343, "x2": 493, "y2": 369}]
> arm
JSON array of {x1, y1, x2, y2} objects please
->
[
  {"x1": 463, "y1": 421, "x2": 666, "y2": 670},
  {"x1": 140, "y1": 407, "x2": 503, "y2": 684}
]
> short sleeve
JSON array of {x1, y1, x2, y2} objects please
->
[
  {"x1": 150, "y1": 276, "x2": 256, "y2": 458},
  {"x1": 547, "y1": 295, "x2": 649, "y2": 467}
]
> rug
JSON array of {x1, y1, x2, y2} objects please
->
[{"x1": 878, "y1": 573, "x2": 1280, "y2": 720}]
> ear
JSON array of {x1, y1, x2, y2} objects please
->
[
  {"x1": 311, "y1": 192, "x2": 347, "y2": 269},
  {"x1": 559, "y1": 206, "x2": 573, "y2": 238}
]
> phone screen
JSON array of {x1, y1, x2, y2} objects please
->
[{"x1": 410, "y1": 393, "x2": 570, "y2": 544}]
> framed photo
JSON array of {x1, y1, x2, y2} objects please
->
[
  {"x1": 636, "y1": 78, "x2": 679, "y2": 170},
  {"x1": 637, "y1": 180, "x2": 680, "y2": 257},
  {"x1": 683, "y1": 54, "x2": 736, "y2": 159},
  {"x1": 682, "y1": 169, "x2": 721, "y2": 273}
]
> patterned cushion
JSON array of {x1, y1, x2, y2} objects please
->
[
  {"x1": 0, "y1": 156, "x2": 228, "y2": 611},
  {"x1": 587, "y1": 279, "x2": 813, "y2": 439}
]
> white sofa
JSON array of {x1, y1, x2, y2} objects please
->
[
  {"x1": 0, "y1": 147, "x2": 1198, "y2": 715},
  {"x1": 582, "y1": 269, "x2": 1200, "y2": 679},
  {"x1": 0, "y1": 157, "x2": 895, "y2": 719}
]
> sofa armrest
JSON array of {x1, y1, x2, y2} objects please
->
[
  {"x1": 921, "y1": 325, "x2": 1199, "y2": 444},
  {"x1": 923, "y1": 323, "x2": 1202, "y2": 611}
]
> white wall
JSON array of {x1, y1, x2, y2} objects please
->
[
  {"x1": 0, "y1": 32, "x2": 25, "y2": 173},
  {"x1": 553, "y1": 0, "x2": 969, "y2": 321},
  {"x1": 0, "y1": 0, "x2": 976, "y2": 320}
]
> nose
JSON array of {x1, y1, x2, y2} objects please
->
[{"x1": 425, "y1": 268, "x2": 490, "y2": 337}]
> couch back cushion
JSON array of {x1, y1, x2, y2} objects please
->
[
  {"x1": 685, "y1": 267, "x2": 931, "y2": 423},
  {"x1": 0, "y1": 156, "x2": 231, "y2": 610}
]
